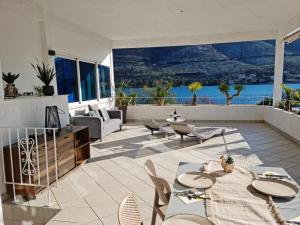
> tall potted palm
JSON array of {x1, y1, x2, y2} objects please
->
[
  {"x1": 116, "y1": 81, "x2": 133, "y2": 123},
  {"x1": 188, "y1": 81, "x2": 202, "y2": 105},
  {"x1": 281, "y1": 83, "x2": 293, "y2": 111},
  {"x1": 31, "y1": 61, "x2": 56, "y2": 96},
  {"x1": 218, "y1": 82, "x2": 244, "y2": 105}
]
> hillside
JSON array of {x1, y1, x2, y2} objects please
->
[{"x1": 113, "y1": 40, "x2": 300, "y2": 87}]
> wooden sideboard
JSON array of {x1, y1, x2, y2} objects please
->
[{"x1": 3, "y1": 126, "x2": 90, "y2": 199}]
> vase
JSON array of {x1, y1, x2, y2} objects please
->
[
  {"x1": 4, "y1": 83, "x2": 15, "y2": 97},
  {"x1": 42, "y1": 85, "x2": 54, "y2": 96},
  {"x1": 220, "y1": 155, "x2": 235, "y2": 173}
]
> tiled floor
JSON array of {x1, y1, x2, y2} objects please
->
[{"x1": 5, "y1": 122, "x2": 300, "y2": 225}]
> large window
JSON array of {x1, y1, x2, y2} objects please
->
[
  {"x1": 98, "y1": 65, "x2": 111, "y2": 98},
  {"x1": 55, "y1": 57, "x2": 79, "y2": 103},
  {"x1": 79, "y1": 61, "x2": 97, "y2": 101},
  {"x1": 55, "y1": 56, "x2": 112, "y2": 103}
]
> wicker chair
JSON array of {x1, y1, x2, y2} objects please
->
[
  {"x1": 144, "y1": 160, "x2": 171, "y2": 225},
  {"x1": 118, "y1": 193, "x2": 143, "y2": 225}
]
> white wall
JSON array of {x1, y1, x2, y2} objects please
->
[
  {"x1": 0, "y1": 0, "x2": 112, "y2": 100},
  {"x1": 264, "y1": 106, "x2": 300, "y2": 142},
  {"x1": 127, "y1": 105, "x2": 265, "y2": 121}
]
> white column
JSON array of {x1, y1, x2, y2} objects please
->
[
  {"x1": 0, "y1": 58, "x2": 4, "y2": 100},
  {"x1": 95, "y1": 63, "x2": 100, "y2": 100},
  {"x1": 109, "y1": 49, "x2": 115, "y2": 108},
  {"x1": 273, "y1": 38, "x2": 285, "y2": 107}
]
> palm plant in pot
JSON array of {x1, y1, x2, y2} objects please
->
[
  {"x1": 116, "y1": 81, "x2": 133, "y2": 123},
  {"x1": 31, "y1": 61, "x2": 56, "y2": 96},
  {"x1": 2, "y1": 72, "x2": 20, "y2": 97},
  {"x1": 188, "y1": 81, "x2": 202, "y2": 106}
]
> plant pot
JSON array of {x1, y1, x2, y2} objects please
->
[
  {"x1": 118, "y1": 106, "x2": 127, "y2": 123},
  {"x1": 42, "y1": 85, "x2": 54, "y2": 96},
  {"x1": 221, "y1": 156, "x2": 235, "y2": 173},
  {"x1": 4, "y1": 83, "x2": 15, "y2": 97}
]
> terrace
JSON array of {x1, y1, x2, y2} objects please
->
[{"x1": 0, "y1": 0, "x2": 300, "y2": 225}]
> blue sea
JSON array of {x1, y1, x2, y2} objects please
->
[{"x1": 128, "y1": 84, "x2": 300, "y2": 104}]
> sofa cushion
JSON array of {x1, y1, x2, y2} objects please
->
[
  {"x1": 99, "y1": 108, "x2": 110, "y2": 122},
  {"x1": 88, "y1": 110, "x2": 101, "y2": 119},
  {"x1": 102, "y1": 118, "x2": 121, "y2": 136},
  {"x1": 74, "y1": 109, "x2": 86, "y2": 116}
]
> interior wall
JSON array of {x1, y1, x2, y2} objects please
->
[{"x1": 0, "y1": 0, "x2": 112, "y2": 95}]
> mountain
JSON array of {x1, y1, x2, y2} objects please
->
[{"x1": 113, "y1": 40, "x2": 300, "y2": 87}]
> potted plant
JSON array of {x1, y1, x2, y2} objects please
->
[
  {"x1": 2, "y1": 72, "x2": 20, "y2": 97},
  {"x1": 31, "y1": 61, "x2": 56, "y2": 96},
  {"x1": 116, "y1": 81, "x2": 133, "y2": 123},
  {"x1": 281, "y1": 83, "x2": 293, "y2": 111},
  {"x1": 220, "y1": 155, "x2": 235, "y2": 173},
  {"x1": 188, "y1": 81, "x2": 202, "y2": 106},
  {"x1": 218, "y1": 82, "x2": 244, "y2": 105},
  {"x1": 150, "y1": 81, "x2": 174, "y2": 106}
]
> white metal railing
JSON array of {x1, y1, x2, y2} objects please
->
[{"x1": 0, "y1": 127, "x2": 59, "y2": 206}]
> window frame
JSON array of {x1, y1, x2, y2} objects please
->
[{"x1": 54, "y1": 55, "x2": 112, "y2": 105}]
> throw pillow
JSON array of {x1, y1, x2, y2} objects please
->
[
  {"x1": 99, "y1": 108, "x2": 110, "y2": 122},
  {"x1": 88, "y1": 110, "x2": 101, "y2": 119},
  {"x1": 88, "y1": 104, "x2": 99, "y2": 112}
]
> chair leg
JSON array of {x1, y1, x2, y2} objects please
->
[
  {"x1": 198, "y1": 138, "x2": 202, "y2": 144},
  {"x1": 151, "y1": 130, "x2": 154, "y2": 135},
  {"x1": 180, "y1": 135, "x2": 184, "y2": 142},
  {"x1": 151, "y1": 190, "x2": 159, "y2": 225}
]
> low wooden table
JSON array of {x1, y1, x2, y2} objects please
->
[
  {"x1": 165, "y1": 163, "x2": 300, "y2": 222},
  {"x1": 3, "y1": 126, "x2": 90, "y2": 199}
]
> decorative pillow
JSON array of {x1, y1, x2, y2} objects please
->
[
  {"x1": 88, "y1": 110, "x2": 101, "y2": 119},
  {"x1": 99, "y1": 108, "x2": 110, "y2": 122},
  {"x1": 88, "y1": 104, "x2": 99, "y2": 112},
  {"x1": 74, "y1": 109, "x2": 86, "y2": 116}
]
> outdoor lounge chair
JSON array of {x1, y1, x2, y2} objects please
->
[
  {"x1": 144, "y1": 120, "x2": 175, "y2": 138},
  {"x1": 170, "y1": 123, "x2": 225, "y2": 143}
]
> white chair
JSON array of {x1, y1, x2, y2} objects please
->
[
  {"x1": 144, "y1": 160, "x2": 171, "y2": 225},
  {"x1": 170, "y1": 122, "x2": 225, "y2": 143},
  {"x1": 118, "y1": 193, "x2": 143, "y2": 225}
]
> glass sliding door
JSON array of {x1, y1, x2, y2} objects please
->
[
  {"x1": 55, "y1": 57, "x2": 79, "y2": 103},
  {"x1": 98, "y1": 65, "x2": 111, "y2": 98},
  {"x1": 79, "y1": 61, "x2": 97, "y2": 101}
]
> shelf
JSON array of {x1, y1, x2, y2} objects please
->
[{"x1": 76, "y1": 141, "x2": 90, "y2": 150}]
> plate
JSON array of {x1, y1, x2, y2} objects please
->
[
  {"x1": 177, "y1": 172, "x2": 216, "y2": 189},
  {"x1": 162, "y1": 214, "x2": 214, "y2": 225},
  {"x1": 252, "y1": 178, "x2": 299, "y2": 198}
]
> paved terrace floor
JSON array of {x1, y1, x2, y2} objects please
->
[{"x1": 5, "y1": 122, "x2": 300, "y2": 225}]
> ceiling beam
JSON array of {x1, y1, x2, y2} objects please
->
[{"x1": 111, "y1": 30, "x2": 279, "y2": 49}]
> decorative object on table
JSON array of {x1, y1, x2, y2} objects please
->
[
  {"x1": 34, "y1": 86, "x2": 43, "y2": 96},
  {"x1": 45, "y1": 106, "x2": 62, "y2": 136},
  {"x1": 177, "y1": 171, "x2": 216, "y2": 188},
  {"x1": 162, "y1": 214, "x2": 214, "y2": 225},
  {"x1": 251, "y1": 178, "x2": 298, "y2": 198},
  {"x1": 31, "y1": 61, "x2": 56, "y2": 96},
  {"x1": 220, "y1": 154, "x2": 235, "y2": 173},
  {"x1": 2, "y1": 72, "x2": 20, "y2": 97},
  {"x1": 170, "y1": 109, "x2": 180, "y2": 121},
  {"x1": 218, "y1": 82, "x2": 244, "y2": 105},
  {"x1": 188, "y1": 81, "x2": 203, "y2": 106}
]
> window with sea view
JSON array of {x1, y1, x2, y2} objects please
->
[{"x1": 113, "y1": 39, "x2": 300, "y2": 105}]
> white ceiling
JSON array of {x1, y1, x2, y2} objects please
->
[{"x1": 35, "y1": 0, "x2": 300, "y2": 41}]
